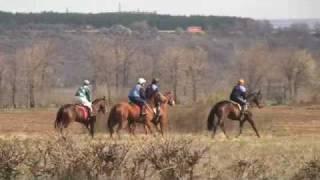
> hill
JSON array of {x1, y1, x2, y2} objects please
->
[{"x1": 0, "y1": 11, "x2": 257, "y2": 30}]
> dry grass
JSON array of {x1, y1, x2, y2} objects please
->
[
  {"x1": 1, "y1": 105, "x2": 320, "y2": 179},
  {"x1": 0, "y1": 134, "x2": 320, "y2": 179}
]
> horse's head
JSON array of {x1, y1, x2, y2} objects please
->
[
  {"x1": 163, "y1": 91, "x2": 175, "y2": 106},
  {"x1": 247, "y1": 90, "x2": 263, "y2": 109},
  {"x1": 92, "y1": 96, "x2": 107, "y2": 114}
]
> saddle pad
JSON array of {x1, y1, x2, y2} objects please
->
[
  {"x1": 229, "y1": 101, "x2": 242, "y2": 111},
  {"x1": 77, "y1": 105, "x2": 89, "y2": 120}
]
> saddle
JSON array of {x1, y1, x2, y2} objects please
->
[
  {"x1": 76, "y1": 104, "x2": 90, "y2": 120},
  {"x1": 229, "y1": 101, "x2": 242, "y2": 111}
]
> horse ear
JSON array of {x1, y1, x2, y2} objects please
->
[{"x1": 258, "y1": 90, "x2": 261, "y2": 94}]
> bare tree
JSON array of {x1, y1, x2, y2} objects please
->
[
  {"x1": 106, "y1": 25, "x2": 137, "y2": 92},
  {"x1": 0, "y1": 56, "x2": 5, "y2": 105},
  {"x1": 236, "y1": 44, "x2": 272, "y2": 91},
  {"x1": 185, "y1": 46, "x2": 208, "y2": 102},
  {"x1": 7, "y1": 54, "x2": 19, "y2": 108},
  {"x1": 278, "y1": 49, "x2": 315, "y2": 101},
  {"x1": 89, "y1": 36, "x2": 116, "y2": 103},
  {"x1": 20, "y1": 39, "x2": 55, "y2": 108},
  {"x1": 161, "y1": 46, "x2": 189, "y2": 103}
]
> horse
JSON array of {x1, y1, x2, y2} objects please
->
[
  {"x1": 107, "y1": 91, "x2": 175, "y2": 138},
  {"x1": 207, "y1": 91, "x2": 263, "y2": 138},
  {"x1": 130, "y1": 91, "x2": 176, "y2": 136},
  {"x1": 54, "y1": 97, "x2": 107, "y2": 138}
]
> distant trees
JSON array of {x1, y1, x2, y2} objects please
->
[
  {"x1": 185, "y1": 46, "x2": 208, "y2": 102},
  {"x1": 0, "y1": 20, "x2": 320, "y2": 108},
  {"x1": 89, "y1": 36, "x2": 115, "y2": 103},
  {"x1": 236, "y1": 44, "x2": 272, "y2": 91},
  {"x1": 0, "y1": 56, "x2": 5, "y2": 103},
  {"x1": 278, "y1": 49, "x2": 315, "y2": 102},
  {"x1": 19, "y1": 40, "x2": 56, "y2": 108},
  {"x1": 0, "y1": 11, "x2": 265, "y2": 33}
]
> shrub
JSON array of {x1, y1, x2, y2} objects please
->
[{"x1": 0, "y1": 138, "x2": 28, "y2": 179}]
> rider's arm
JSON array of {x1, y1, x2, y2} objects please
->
[
  {"x1": 152, "y1": 84, "x2": 159, "y2": 93},
  {"x1": 239, "y1": 86, "x2": 247, "y2": 99},
  {"x1": 139, "y1": 88, "x2": 146, "y2": 100},
  {"x1": 86, "y1": 87, "x2": 92, "y2": 102}
]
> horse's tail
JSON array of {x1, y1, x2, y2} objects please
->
[
  {"x1": 107, "y1": 104, "x2": 121, "y2": 132},
  {"x1": 207, "y1": 105, "x2": 217, "y2": 131},
  {"x1": 55, "y1": 106, "x2": 64, "y2": 129}
]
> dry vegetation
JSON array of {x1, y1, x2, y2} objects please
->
[
  {"x1": 1, "y1": 134, "x2": 320, "y2": 180},
  {"x1": 1, "y1": 105, "x2": 320, "y2": 179}
]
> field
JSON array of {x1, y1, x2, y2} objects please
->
[{"x1": 1, "y1": 105, "x2": 320, "y2": 179}]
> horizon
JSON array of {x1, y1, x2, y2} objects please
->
[
  {"x1": 0, "y1": 0, "x2": 319, "y2": 20},
  {"x1": 0, "y1": 10, "x2": 320, "y2": 21}
]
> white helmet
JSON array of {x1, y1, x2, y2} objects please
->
[
  {"x1": 137, "y1": 78, "x2": 146, "y2": 85},
  {"x1": 83, "y1": 80, "x2": 90, "y2": 85}
]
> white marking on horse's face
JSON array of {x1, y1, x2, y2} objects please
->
[{"x1": 171, "y1": 100, "x2": 175, "y2": 106}]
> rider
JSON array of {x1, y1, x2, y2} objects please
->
[
  {"x1": 145, "y1": 78, "x2": 161, "y2": 115},
  {"x1": 75, "y1": 80, "x2": 93, "y2": 116},
  {"x1": 230, "y1": 79, "x2": 248, "y2": 118},
  {"x1": 128, "y1": 78, "x2": 147, "y2": 117}
]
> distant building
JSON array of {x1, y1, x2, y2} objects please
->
[{"x1": 187, "y1": 26, "x2": 205, "y2": 34}]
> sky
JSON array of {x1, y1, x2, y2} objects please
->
[{"x1": 0, "y1": 0, "x2": 319, "y2": 19}]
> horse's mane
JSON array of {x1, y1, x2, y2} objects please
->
[{"x1": 92, "y1": 96, "x2": 106, "y2": 104}]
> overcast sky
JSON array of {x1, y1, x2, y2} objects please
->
[{"x1": 0, "y1": 0, "x2": 319, "y2": 19}]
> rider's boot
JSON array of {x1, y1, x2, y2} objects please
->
[
  {"x1": 240, "y1": 103, "x2": 248, "y2": 120},
  {"x1": 156, "y1": 103, "x2": 161, "y2": 115},
  {"x1": 239, "y1": 109, "x2": 245, "y2": 120},
  {"x1": 140, "y1": 105, "x2": 147, "y2": 117}
]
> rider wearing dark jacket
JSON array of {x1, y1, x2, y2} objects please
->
[
  {"x1": 146, "y1": 78, "x2": 160, "y2": 114},
  {"x1": 230, "y1": 79, "x2": 248, "y2": 112}
]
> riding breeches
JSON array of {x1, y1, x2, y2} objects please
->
[
  {"x1": 74, "y1": 96, "x2": 92, "y2": 112},
  {"x1": 128, "y1": 96, "x2": 146, "y2": 108}
]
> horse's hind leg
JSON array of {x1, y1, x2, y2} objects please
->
[
  {"x1": 89, "y1": 118, "x2": 95, "y2": 138},
  {"x1": 212, "y1": 116, "x2": 219, "y2": 138},
  {"x1": 219, "y1": 117, "x2": 229, "y2": 139}
]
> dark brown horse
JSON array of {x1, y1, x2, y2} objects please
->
[
  {"x1": 207, "y1": 91, "x2": 263, "y2": 138},
  {"x1": 54, "y1": 97, "x2": 107, "y2": 138},
  {"x1": 107, "y1": 91, "x2": 175, "y2": 138}
]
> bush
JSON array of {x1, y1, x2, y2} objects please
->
[
  {"x1": 142, "y1": 138, "x2": 208, "y2": 180},
  {"x1": 0, "y1": 138, "x2": 28, "y2": 179},
  {"x1": 292, "y1": 158, "x2": 320, "y2": 180}
]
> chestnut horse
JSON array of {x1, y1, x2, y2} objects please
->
[
  {"x1": 207, "y1": 91, "x2": 263, "y2": 138},
  {"x1": 107, "y1": 92, "x2": 175, "y2": 138},
  {"x1": 54, "y1": 97, "x2": 107, "y2": 138},
  {"x1": 130, "y1": 91, "x2": 175, "y2": 135}
]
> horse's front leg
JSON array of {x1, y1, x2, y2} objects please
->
[
  {"x1": 129, "y1": 121, "x2": 137, "y2": 136},
  {"x1": 237, "y1": 120, "x2": 245, "y2": 138},
  {"x1": 145, "y1": 120, "x2": 155, "y2": 136},
  {"x1": 247, "y1": 115, "x2": 260, "y2": 138},
  {"x1": 144, "y1": 124, "x2": 149, "y2": 135}
]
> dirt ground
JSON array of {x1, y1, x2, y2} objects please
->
[{"x1": 1, "y1": 105, "x2": 320, "y2": 136}]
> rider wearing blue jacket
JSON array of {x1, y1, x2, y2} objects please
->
[
  {"x1": 230, "y1": 79, "x2": 248, "y2": 115},
  {"x1": 128, "y1": 78, "x2": 147, "y2": 117}
]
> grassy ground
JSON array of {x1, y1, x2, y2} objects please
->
[{"x1": 1, "y1": 105, "x2": 320, "y2": 179}]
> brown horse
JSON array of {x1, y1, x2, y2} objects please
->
[
  {"x1": 54, "y1": 97, "x2": 107, "y2": 138},
  {"x1": 107, "y1": 91, "x2": 175, "y2": 138},
  {"x1": 129, "y1": 91, "x2": 176, "y2": 135},
  {"x1": 207, "y1": 91, "x2": 263, "y2": 138}
]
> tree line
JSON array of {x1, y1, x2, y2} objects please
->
[
  {"x1": 0, "y1": 22, "x2": 319, "y2": 108},
  {"x1": 0, "y1": 11, "x2": 265, "y2": 31}
]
